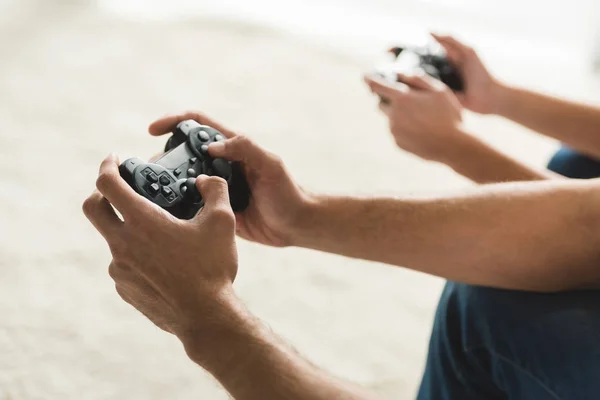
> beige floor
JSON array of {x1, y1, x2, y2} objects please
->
[{"x1": 1, "y1": 3, "x2": 599, "y2": 400}]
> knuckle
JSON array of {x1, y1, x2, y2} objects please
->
[
  {"x1": 267, "y1": 153, "x2": 283, "y2": 168},
  {"x1": 108, "y1": 263, "x2": 119, "y2": 281},
  {"x1": 206, "y1": 175, "x2": 228, "y2": 188},
  {"x1": 232, "y1": 135, "x2": 253, "y2": 149},
  {"x1": 209, "y1": 206, "x2": 235, "y2": 225},
  {"x1": 95, "y1": 172, "x2": 117, "y2": 193},
  {"x1": 114, "y1": 284, "x2": 130, "y2": 303},
  {"x1": 82, "y1": 193, "x2": 100, "y2": 216}
]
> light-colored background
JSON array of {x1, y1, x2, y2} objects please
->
[{"x1": 1, "y1": 1, "x2": 600, "y2": 399}]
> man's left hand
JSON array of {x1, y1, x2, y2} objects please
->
[
  {"x1": 365, "y1": 72, "x2": 469, "y2": 163},
  {"x1": 83, "y1": 154, "x2": 239, "y2": 354}
]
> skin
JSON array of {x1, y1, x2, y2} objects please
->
[
  {"x1": 84, "y1": 109, "x2": 600, "y2": 399},
  {"x1": 365, "y1": 33, "x2": 600, "y2": 184},
  {"x1": 82, "y1": 34, "x2": 600, "y2": 399}
]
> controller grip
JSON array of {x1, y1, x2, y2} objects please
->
[
  {"x1": 229, "y1": 163, "x2": 251, "y2": 212},
  {"x1": 440, "y1": 69, "x2": 464, "y2": 92},
  {"x1": 119, "y1": 157, "x2": 144, "y2": 186}
]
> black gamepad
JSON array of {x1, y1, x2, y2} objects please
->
[
  {"x1": 375, "y1": 44, "x2": 464, "y2": 104},
  {"x1": 119, "y1": 120, "x2": 250, "y2": 219}
]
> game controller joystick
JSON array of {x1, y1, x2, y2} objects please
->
[
  {"x1": 375, "y1": 43, "x2": 464, "y2": 104},
  {"x1": 119, "y1": 120, "x2": 250, "y2": 219}
]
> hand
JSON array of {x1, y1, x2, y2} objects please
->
[
  {"x1": 431, "y1": 33, "x2": 502, "y2": 115},
  {"x1": 149, "y1": 112, "x2": 312, "y2": 247},
  {"x1": 365, "y1": 72, "x2": 469, "y2": 163},
  {"x1": 82, "y1": 154, "x2": 239, "y2": 351}
]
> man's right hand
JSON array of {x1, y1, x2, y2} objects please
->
[
  {"x1": 432, "y1": 33, "x2": 503, "y2": 115},
  {"x1": 149, "y1": 112, "x2": 313, "y2": 247}
]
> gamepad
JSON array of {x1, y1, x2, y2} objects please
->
[
  {"x1": 375, "y1": 44, "x2": 464, "y2": 103},
  {"x1": 119, "y1": 120, "x2": 250, "y2": 219}
]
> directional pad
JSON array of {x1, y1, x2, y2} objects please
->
[
  {"x1": 147, "y1": 183, "x2": 160, "y2": 196},
  {"x1": 144, "y1": 170, "x2": 158, "y2": 183},
  {"x1": 119, "y1": 120, "x2": 250, "y2": 219},
  {"x1": 161, "y1": 186, "x2": 173, "y2": 197}
]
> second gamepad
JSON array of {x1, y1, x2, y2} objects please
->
[
  {"x1": 375, "y1": 44, "x2": 464, "y2": 104},
  {"x1": 119, "y1": 120, "x2": 250, "y2": 219}
]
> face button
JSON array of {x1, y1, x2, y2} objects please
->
[
  {"x1": 159, "y1": 175, "x2": 170, "y2": 185},
  {"x1": 147, "y1": 183, "x2": 160, "y2": 196},
  {"x1": 200, "y1": 145, "x2": 209, "y2": 154},
  {"x1": 214, "y1": 134, "x2": 225, "y2": 142},
  {"x1": 197, "y1": 130, "x2": 210, "y2": 142},
  {"x1": 187, "y1": 168, "x2": 197, "y2": 177}
]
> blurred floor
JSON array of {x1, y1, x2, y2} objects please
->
[{"x1": 1, "y1": 1, "x2": 600, "y2": 399}]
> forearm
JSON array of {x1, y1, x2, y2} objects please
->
[
  {"x1": 440, "y1": 130, "x2": 559, "y2": 183},
  {"x1": 183, "y1": 292, "x2": 379, "y2": 400},
  {"x1": 293, "y1": 179, "x2": 600, "y2": 292},
  {"x1": 495, "y1": 84, "x2": 600, "y2": 158}
]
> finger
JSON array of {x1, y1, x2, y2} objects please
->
[
  {"x1": 82, "y1": 190, "x2": 123, "y2": 239},
  {"x1": 431, "y1": 33, "x2": 472, "y2": 57},
  {"x1": 436, "y1": 43, "x2": 463, "y2": 66},
  {"x1": 396, "y1": 72, "x2": 437, "y2": 91},
  {"x1": 378, "y1": 100, "x2": 391, "y2": 116},
  {"x1": 148, "y1": 111, "x2": 237, "y2": 138},
  {"x1": 96, "y1": 154, "x2": 152, "y2": 218},
  {"x1": 234, "y1": 214, "x2": 253, "y2": 241},
  {"x1": 430, "y1": 33, "x2": 464, "y2": 66},
  {"x1": 194, "y1": 175, "x2": 232, "y2": 211},
  {"x1": 363, "y1": 74, "x2": 406, "y2": 100},
  {"x1": 208, "y1": 135, "x2": 277, "y2": 170}
]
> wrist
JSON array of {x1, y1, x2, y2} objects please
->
[
  {"x1": 286, "y1": 192, "x2": 326, "y2": 248},
  {"x1": 429, "y1": 127, "x2": 483, "y2": 167},
  {"x1": 179, "y1": 288, "x2": 251, "y2": 371},
  {"x1": 489, "y1": 80, "x2": 513, "y2": 116}
]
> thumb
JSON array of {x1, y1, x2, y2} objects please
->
[
  {"x1": 208, "y1": 135, "x2": 274, "y2": 170},
  {"x1": 194, "y1": 175, "x2": 231, "y2": 212},
  {"x1": 396, "y1": 72, "x2": 440, "y2": 91}
]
